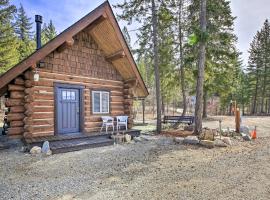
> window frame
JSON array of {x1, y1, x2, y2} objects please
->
[{"x1": 91, "y1": 90, "x2": 110, "y2": 114}]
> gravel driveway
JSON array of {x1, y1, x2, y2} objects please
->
[{"x1": 1, "y1": 135, "x2": 270, "y2": 200}]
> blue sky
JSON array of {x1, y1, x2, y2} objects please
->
[{"x1": 11, "y1": 0, "x2": 270, "y2": 65}]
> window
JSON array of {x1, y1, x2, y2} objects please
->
[{"x1": 92, "y1": 91, "x2": 110, "y2": 114}]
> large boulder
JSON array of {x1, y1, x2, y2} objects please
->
[
  {"x1": 199, "y1": 128, "x2": 215, "y2": 141},
  {"x1": 30, "y1": 146, "x2": 41, "y2": 154},
  {"x1": 183, "y1": 136, "x2": 199, "y2": 145},
  {"x1": 200, "y1": 140, "x2": 214, "y2": 148}
]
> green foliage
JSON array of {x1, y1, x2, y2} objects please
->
[
  {"x1": 0, "y1": 0, "x2": 19, "y2": 73},
  {"x1": 15, "y1": 3, "x2": 35, "y2": 60},
  {"x1": 41, "y1": 20, "x2": 57, "y2": 45},
  {"x1": 246, "y1": 19, "x2": 270, "y2": 114}
]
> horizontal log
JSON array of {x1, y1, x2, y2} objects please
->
[
  {"x1": 33, "y1": 125, "x2": 54, "y2": 133},
  {"x1": 34, "y1": 93, "x2": 53, "y2": 100},
  {"x1": 9, "y1": 106, "x2": 25, "y2": 113},
  {"x1": 33, "y1": 100, "x2": 54, "y2": 106},
  {"x1": 14, "y1": 77, "x2": 25, "y2": 85},
  {"x1": 10, "y1": 91, "x2": 25, "y2": 99},
  {"x1": 33, "y1": 106, "x2": 54, "y2": 113},
  {"x1": 10, "y1": 121, "x2": 24, "y2": 127},
  {"x1": 85, "y1": 121, "x2": 103, "y2": 128},
  {"x1": 7, "y1": 113, "x2": 25, "y2": 122},
  {"x1": 32, "y1": 112, "x2": 54, "y2": 119},
  {"x1": 25, "y1": 80, "x2": 33, "y2": 88},
  {"x1": 9, "y1": 134, "x2": 23, "y2": 139},
  {"x1": 84, "y1": 127, "x2": 101, "y2": 133},
  {"x1": 5, "y1": 99, "x2": 24, "y2": 107},
  {"x1": 8, "y1": 84, "x2": 25, "y2": 91},
  {"x1": 31, "y1": 131, "x2": 54, "y2": 137},
  {"x1": 39, "y1": 71, "x2": 124, "y2": 87},
  {"x1": 8, "y1": 127, "x2": 24, "y2": 135},
  {"x1": 84, "y1": 116, "x2": 101, "y2": 122},
  {"x1": 33, "y1": 119, "x2": 54, "y2": 126}
]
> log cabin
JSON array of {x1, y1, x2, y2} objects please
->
[{"x1": 0, "y1": 2, "x2": 148, "y2": 149}]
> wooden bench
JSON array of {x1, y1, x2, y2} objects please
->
[{"x1": 163, "y1": 116, "x2": 194, "y2": 125}]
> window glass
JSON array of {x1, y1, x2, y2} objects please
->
[
  {"x1": 66, "y1": 91, "x2": 71, "y2": 100},
  {"x1": 101, "y1": 92, "x2": 109, "y2": 113},
  {"x1": 92, "y1": 91, "x2": 109, "y2": 114},
  {"x1": 62, "y1": 91, "x2": 67, "y2": 100},
  {"x1": 93, "y1": 92, "x2": 101, "y2": 113},
  {"x1": 71, "y1": 91, "x2": 75, "y2": 100}
]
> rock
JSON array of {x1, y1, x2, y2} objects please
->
[
  {"x1": 45, "y1": 149, "x2": 52, "y2": 156},
  {"x1": 174, "y1": 137, "x2": 185, "y2": 144},
  {"x1": 199, "y1": 128, "x2": 215, "y2": 141},
  {"x1": 240, "y1": 126, "x2": 250, "y2": 135},
  {"x1": 241, "y1": 133, "x2": 252, "y2": 141},
  {"x1": 20, "y1": 146, "x2": 28, "y2": 152},
  {"x1": 183, "y1": 136, "x2": 199, "y2": 145},
  {"x1": 200, "y1": 140, "x2": 214, "y2": 148},
  {"x1": 124, "y1": 134, "x2": 131, "y2": 143},
  {"x1": 214, "y1": 139, "x2": 228, "y2": 147},
  {"x1": 30, "y1": 146, "x2": 41, "y2": 154},
  {"x1": 41, "y1": 141, "x2": 50, "y2": 154},
  {"x1": 221, "y1": 137, "x2": 232, "y2": 146},
  {"x1": 133, "y1": 137, "x2": 142, "y2": 142}
]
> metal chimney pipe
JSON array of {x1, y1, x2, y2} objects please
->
[{"x1": 35, "y1": 15, "x2": 42, "y2": 50}]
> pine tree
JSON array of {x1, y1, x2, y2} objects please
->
[
  {"x1": 115, "y1": 0, "x2": 162, "y2": 133},
  {"x1": 0, "y1": 0, "x2": 19, "y2": 73},
  {"x1": 15, "y1": 3, "x2": 34, "y2": 60},
  {"x1": 41, "y1": 20, "x2": 57, "y2": 45},
  {"x1": 247, "y1": 19, "x2": 270, "y2": 114}
]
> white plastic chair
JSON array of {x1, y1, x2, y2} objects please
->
[
  {"x1": 116, "y1": 116, "x2": 128, "y2": 131},
  {"x1": 100, "y1": 116, "x2": 114, "y2": 133}
]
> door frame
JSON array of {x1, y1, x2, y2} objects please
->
[{"x1": 54, "y1": 82, "x2": 85, "y2": 135}]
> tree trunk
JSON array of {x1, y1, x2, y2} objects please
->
[
  {"x1": 260, "y1": 63, "x2": 267, "y2": 113},
  {"x1": 252, "y1": 70, "x2": 259, "y2": 114},
  {"x1": 194, "y1": 0, "x2": 207, "y2": 135},
  {"x1": 178, "y1": 0, "x2": 187, "y2": 116},
  {"x1": 202, "y1": 90, "x2": 207, "y2": 118},
  {"x1": 151, "y1": 0, "x2": 162, "y2": 133}
]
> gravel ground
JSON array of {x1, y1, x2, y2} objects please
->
[{"x1": 1, "y1": 135, "x2": 270, "y2": 200}]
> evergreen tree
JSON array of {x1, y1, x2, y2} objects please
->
[
  {"x1": 15, "y1": 3, "x2": 34, "y2": 60},
  {"x1": 247, "y1": 19, "x2": 270, "y2": 114},
  {"x1": 41, "y1": 20, "x2": 57, "y2": 45},
  {"x1": 115, "y1": 0, "x2": 162, "y2": 133},
  {"x1": 0, "y1": 0, "x2": 19, "y2": 73}
]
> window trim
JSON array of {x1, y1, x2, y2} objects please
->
[{"x1": 91, "y1": 90, "x2": 110, "y2": 114}]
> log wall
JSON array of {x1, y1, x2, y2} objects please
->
[{"x1": 4, "y1": 30, "x2": 134, "y2": 138}]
